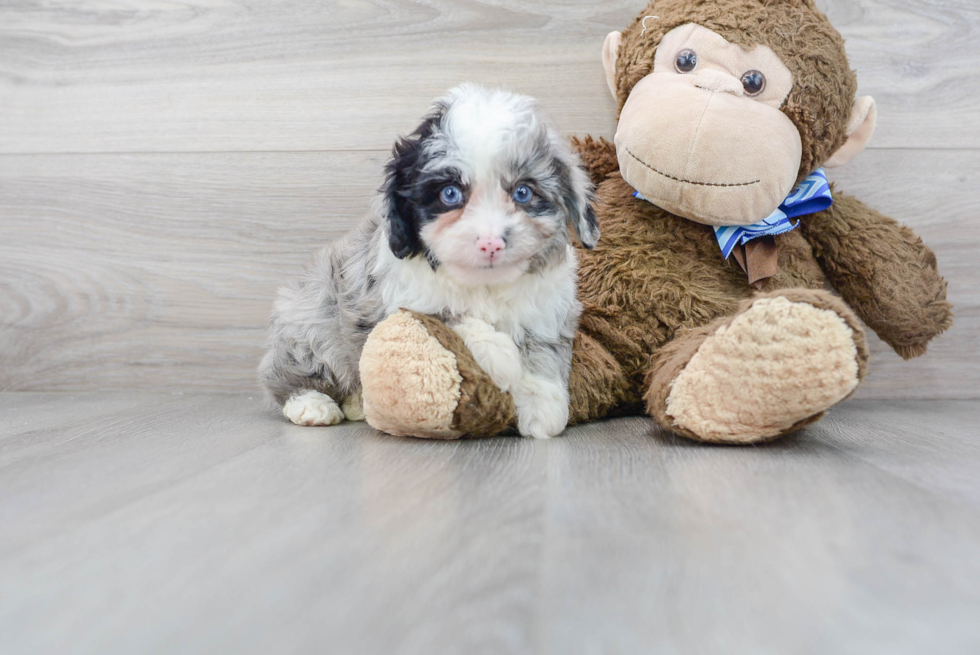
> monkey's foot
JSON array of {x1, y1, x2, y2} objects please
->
[
  {"x1": 646, "y1": 290, "x2": 869, "y2": 444},
  {"x1": 359, "y1": 310, "x2": 516, "y2": 439}
]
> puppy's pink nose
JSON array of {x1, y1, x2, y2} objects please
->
[{"x1": 476, "y1": 236, "x2": 506, "y2": 256}]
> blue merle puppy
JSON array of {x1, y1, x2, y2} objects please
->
[{"x1": 259, "y1": 84, "x2": 599, "y2": 438}]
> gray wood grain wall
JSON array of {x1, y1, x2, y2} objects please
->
[{"x1": 1, "y1": 0, "x2": 977, "y2": 398}]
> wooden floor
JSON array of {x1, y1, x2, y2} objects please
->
[
  {"x1": 2, "y1": 394, "x2": 979, "y2": 654},
  {"x1": 2, "y1": 2, "x2": 979, "y2": 651}
]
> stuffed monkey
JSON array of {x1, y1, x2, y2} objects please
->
[{"x1": 358, "y1": 0, "x2": 952, "y2": 443}]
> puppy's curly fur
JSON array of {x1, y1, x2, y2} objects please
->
[{"x1": 259, "y1": 84, "x2": 597, "y2": 438}]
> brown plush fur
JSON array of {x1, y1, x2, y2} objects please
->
[
  {"x1": 568, "y1": 168, "x2": 834, "y2": 422},
  {"x1": 567, "y1": 330, "x2": 634, "y2": 425},
  {"x1": 565, "y1": 134, "x2": 949, "y2": 402},
  {"x1": 615, "y1": 0, "x2": 857, "y2": 183},
  {"x1": 563, "y1": 127, "x2": 950, "y2": 431},
  {"x1": 801, "y1": 194, "x2": 954, "y2": 358},
  {"x1": 570, "y1": 135, "x2": 622, "y2": 188}
]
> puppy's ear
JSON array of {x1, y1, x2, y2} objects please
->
[
  {"x1": 382, "y1": 108, "x2": 444, "y2": 259},
  {"x1": 577, "y1": 202, "x2": 600, "y2": 250},
  {"x1": 557, "y1": 157, "x2": 600, "y2": 249},
  {"x1": 382, "y1": 137, "x2": 423, "y2": 259}
]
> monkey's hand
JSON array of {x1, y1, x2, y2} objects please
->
[
  {"x1": 801, "y1": 193, "x2": 953, "y2": 359},
  {"x1": 570, "y1": 135, "x2": 619, "y2": 187}
]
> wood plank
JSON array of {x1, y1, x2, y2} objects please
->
[
  {"x1": 0, "y1": 0, "x2": 630, "y2": 154},
  {"x1": 536, "y1": 402, "x2": 980, "y2": 655},
  {"x1": 1, "y1": 148, "x2": 976, "y2": 397},
  {"x1": 1, "y1": 394, "x2": 978, "y2": 653},
  {"x1": 0, "y1": 393, "x2": 543, "y2": 655},
  {"x1": 0, "y1": 151, "x2": 383, "y2": 391},
  {"x1": 820, "y1": 399, "x2": 980, "y2": 505},
  {"x1": 0, "y1": 0, "x2": 977, "y2": 154}
]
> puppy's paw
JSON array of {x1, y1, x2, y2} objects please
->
[
  {"x1": 514, "y1": 375, "x2": 570, "y2": 440},
  {"x1": 283, "y1": 390, "x2": 345, "y2": 426},
  {"x1": 341, "y1": 391, "x2": 366, "y2": 422},
  {"x1": 452, "y1": 317, "x2": 522, "y2": 393}
]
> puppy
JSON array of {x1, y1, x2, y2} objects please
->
[{"x1": 259, "y1": 83, "x2": 599, "y2": 438}]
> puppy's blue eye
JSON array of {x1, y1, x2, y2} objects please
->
[
  {"x1": 440, "y1": 185, "x2": 463, "y2": 207},
  {"x1": 512, "y1": 185, "x2": 533, "y2": 204}
]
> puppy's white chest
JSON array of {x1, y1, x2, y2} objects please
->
[{"x1": 380, "y1": 254, "x2": 575, "y2": 341}]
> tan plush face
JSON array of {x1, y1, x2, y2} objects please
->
[{"x1": 614, "y1": 24, "x2": 803, "y2": 226}]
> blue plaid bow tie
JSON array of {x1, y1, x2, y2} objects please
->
[{"x1": 633, "y1": 168, "x2": 833, "y2": 258}]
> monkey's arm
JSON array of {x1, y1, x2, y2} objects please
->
[
  {"x1": 800, "y1": 192, "x2": 952, "y2": 359},
  {"x1": 570, "y1": 135, "x2": 620, "y2": 187}
]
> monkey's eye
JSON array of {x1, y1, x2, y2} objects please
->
[
  {"x1": 439, "y1": 185, "x2": 464, "y2": 207},
  {"x1": 741, "y1": 70, "x2": 766, "y2": 96},
  {"x1": 512, "y1": 185, "x2": 533, "y2": 204},
  {"x1": 675, "y1": 49, "x2": 698, "y2": 73}
]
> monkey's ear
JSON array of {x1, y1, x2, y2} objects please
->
[
  {"x1": 825, "y1": 96, "x2": 877, "y2": 168},
  {"x1": 602, "y1": 31, "x2": 622, "y2": 101}
]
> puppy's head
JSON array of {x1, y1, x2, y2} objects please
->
[{"x1": 382, "y1": 84, "x2": 599, "y2": 286}]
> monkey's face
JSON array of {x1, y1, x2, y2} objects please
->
[{"x1": 614, "y1": 24, "x2": 803, "y2": 226}]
